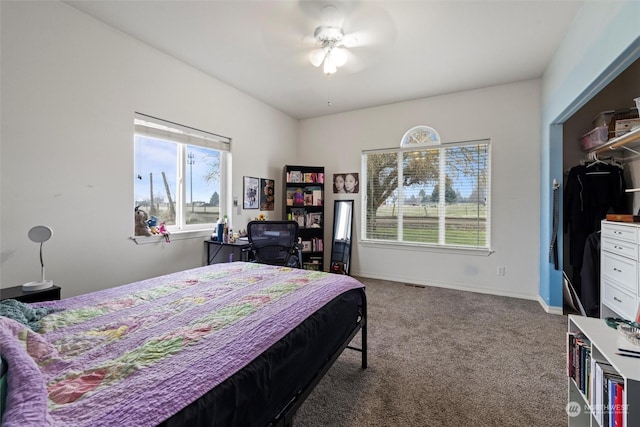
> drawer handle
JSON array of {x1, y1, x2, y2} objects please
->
[
  {"x1": 613, "y1": 268, "x2": 622, "y2": 273},
  {"x1": 614, "y1": 231, "x2": 622, "y2": 234},
  {"x1": 614, "y1": 245, "x2": 623, "y2": 250},
  {"x1": 613, "y1": 297, "x2": 622, "y2": 303}
]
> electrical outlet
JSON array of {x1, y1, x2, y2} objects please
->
[{"x1": 497, "y1": 266, "x2": 506, "y2": 276}]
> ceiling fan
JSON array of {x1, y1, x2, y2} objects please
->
[
  {"x1": 308, "y1": 5, "x2": 356, "y2": 75},
  {"x1": 303, "y1": 3, "x2": 395, "y2": 76}
]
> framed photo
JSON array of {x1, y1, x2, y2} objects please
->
[
  {"x1": 260, "y1": 178, "x2": 275, "y2": 211},
  {"x1": 333, "y1": 172, "x2": 360, "y2": 194},
  {"x1": 243, "y1": 176, "x2": 259, "y2": 209}
]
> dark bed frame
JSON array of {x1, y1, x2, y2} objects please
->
[
  {"x1": 273, "y1": 288, "x2": 367, "y2": 427},
  {"x1": 159, "y1": 287, "x2": 367, "y2": 427}
]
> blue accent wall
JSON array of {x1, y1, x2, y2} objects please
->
[{"x1": 539, "y1": 1, "x2": 640, "y2": 310}]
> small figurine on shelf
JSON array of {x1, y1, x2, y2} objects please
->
[
  {"x1": 293, "y1": 188, "x2": 305, "y2": 206},
  {"x1": 158, "y1": 222, "x2": 170, "y2": 243},
  {"x1": 134, "y1": 206, "x2": 151, "y2": 236}
]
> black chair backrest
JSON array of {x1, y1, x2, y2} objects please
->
[{"x1": 247, "y1": 220, "x2": 300, "y2": 266}]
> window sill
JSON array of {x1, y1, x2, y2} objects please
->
[
  {"x1": 360, "y1": 239, "x2": 494, "y2": 256},
  {"x1": 129, "y1": 229, "x2": 211, "y2": 245}
]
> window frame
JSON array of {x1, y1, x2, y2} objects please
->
[
  {"x1": 361, "y1": 139, "x2": 492, "y2": 254},
  {"x1": 133, "y1": 113, "x2": 231, "y2": 236}
]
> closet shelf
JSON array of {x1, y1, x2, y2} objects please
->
[{"x1": 591, "y1": 126, "x2": 640, "y2": 155}]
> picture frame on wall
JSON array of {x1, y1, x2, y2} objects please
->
[
  {"x1": 333, "y1": 172, "x2": 360, "y2": 194},
  {"x1": 243, "y1": 176, "x2": 259, "y2": 209},
  {"x1": 260, "y1": 178, "x2": 275, "y2": 211}
]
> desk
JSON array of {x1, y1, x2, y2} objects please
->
[
  {"x1": 204, "y1": 240, "x2": 251, "y2": 264},
  {"x1": 0, "y1": 285, "x2": 61, "y2": 303}
]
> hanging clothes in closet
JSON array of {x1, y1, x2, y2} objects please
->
[{"x1": 563, "y1": 158, "x2": 627, "y2": 303}]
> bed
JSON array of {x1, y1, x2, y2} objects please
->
[{"x1": 0, "y1": 262, "x2": 367, "y2": 426}]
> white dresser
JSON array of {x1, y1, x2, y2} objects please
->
[{"x1": 600, "y1": 220, "x2": 640, "y2": 320}]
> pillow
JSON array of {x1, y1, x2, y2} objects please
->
[{"x1": 0, "y1": 299, "x2": 58, "y2": 332}]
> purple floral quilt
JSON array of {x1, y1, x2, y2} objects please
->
[{"x1": 0, "y1": 262, "x2": 364, "y2": 426}]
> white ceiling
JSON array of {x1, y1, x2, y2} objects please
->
[{"x1": 64, "y1": 0, "x2": 583, "y2": 120}]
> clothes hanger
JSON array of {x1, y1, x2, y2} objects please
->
[{"x1": 585, "y1": 151, "x2": 612, "y2": 175}]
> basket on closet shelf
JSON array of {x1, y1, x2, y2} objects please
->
[{"x1": 580, "y1": 126, "x2": 609, "y2": 151}]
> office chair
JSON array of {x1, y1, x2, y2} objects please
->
[{"x1": 246, "y1": 220, "x2": 302, "y2": 268}]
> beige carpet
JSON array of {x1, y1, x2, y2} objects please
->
[{"x1": 294, "y1": 277, "x2": 568, "y2": 427}]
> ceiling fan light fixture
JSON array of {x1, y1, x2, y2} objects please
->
[
  {"x1": 331, "y1": 47, "x2": 347, "y2": 67},
  {"x1": 309, "y1": 48, "x2": 326, "y2": 67},
  {"x1": 323, "y1": 56, "x2": 337, "y2": 75},
  {"x1": 310, "y1": 24, "x2": 348, "y2": 74}
]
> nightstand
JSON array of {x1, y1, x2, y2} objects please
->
[{"x1": 0, "y1": 285, "x2": 61, "y2": 303}]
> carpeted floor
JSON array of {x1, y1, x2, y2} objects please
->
[{"x1": 294, "y1": 277, "x2": 568, "y2": 426}]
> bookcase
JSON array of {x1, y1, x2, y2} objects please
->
[
  {"x1": 283, "y1": 165, "x2": 325, "y2": 271},
  {"x1": 567, "y1": 315, "x2": 639, "y2": 427}
]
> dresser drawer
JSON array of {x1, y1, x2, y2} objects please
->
[
  {"x1": 601, "y1": 237, "x2": 638, "y2": 261},
  {"x1": 602, "y1": 252, "x2": 637, "y2": 293},
  {"x1": 602, "y1": 279, "x2": 638, "y2": 321},
  {"x1": 601, "y1": 221, "x2": 637, "y2": 243}
]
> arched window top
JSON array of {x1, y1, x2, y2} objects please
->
[{"x1": 401, "y1": 126, "x2": 441, "y2": 147}]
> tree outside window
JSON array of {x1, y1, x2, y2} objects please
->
[{"x1": 362, "y1": 140, "x2": 490, "y2": 249}]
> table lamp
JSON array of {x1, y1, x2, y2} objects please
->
[{"x1": 22, "y1": 225, "x2": 54, "y2": 291}]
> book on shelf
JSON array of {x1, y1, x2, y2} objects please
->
[
  {"x1": 301, "y1": 240, "x2": 312, "y2": 252},
  {"x1": 307, "y1": 212, "x2": 322, "y2": 228},
  {"x1": 311, "y1": 237, "x2": 323, "y2": 251},
  {"x1": 313, "y1": 189, "x2": 322, "y2": 206},
  {"x1": 304, "y1": 172, "x2": 316, "y2": 183},
  {"x1": 290, "y1": 208, "x2": 306, "y2": 228},
  {"x1": 288, "y1": 171, "x2": 303, "y2": 183},
  {"x1": 567, "y1": 332, "x2": 591, "y2": 394},
  {"x1": 303, "y1": 190, "x2": 314, "y2": 206}
]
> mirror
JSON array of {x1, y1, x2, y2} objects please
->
[{"x1": 330, "y1": 200, "x2": 354, "y2": 275}]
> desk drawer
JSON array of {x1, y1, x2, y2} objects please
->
[
  {"x1": 602, "y1": 221, "x2": 637, "y2": 243},
  {"x1": 602, "y1": 252, "x2": 637, "y2": 293},
  {"x1": 602, "y1": 279, "x2": 637, "y2": 321},
  {"x1": 601, "y1": 237, "x2": 638, "y2": 261}
]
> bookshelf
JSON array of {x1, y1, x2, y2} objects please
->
[
  {"x1": 567, "y1": 315, "x2": 640, "y2": 427},
  {"x1": 283, "y1": 165, "x2": 325, "y2": 271}
]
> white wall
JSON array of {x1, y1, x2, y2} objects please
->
[
  {"x1": 299, "y1": 80, "x2": 542, "y2": 300},
  {"x1": 0, "y1": 1, "x2": 298, "y2": 298}
]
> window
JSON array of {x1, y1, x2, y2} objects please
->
[
  {"x1": 362, "y1": 138, "x2": 490, "y2": 250},
  {"x1": 134, "y1": 113, "x2": 231, "y2": 233}
]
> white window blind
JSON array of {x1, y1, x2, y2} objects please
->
[
  {"x1": 134, "y1": 113, "x2": 231, "y2": 151},
  {"x1": 362, "y1": 139, "x2": 490, "y2": 249}
]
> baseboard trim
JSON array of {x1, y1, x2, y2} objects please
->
[
  {"x1": 536, "y1": 295, "x2": 564, "y2": 315},
  {"x1": 352, "y1": 270, "x2": 540, "y2": 303}
]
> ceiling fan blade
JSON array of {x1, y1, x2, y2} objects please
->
[
  {"x1": 342, "y1": 4, "x2": 396, "y2": 48},
  {"x1": 342, "y1": 33, "x2": 360, "y2": 48}
]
